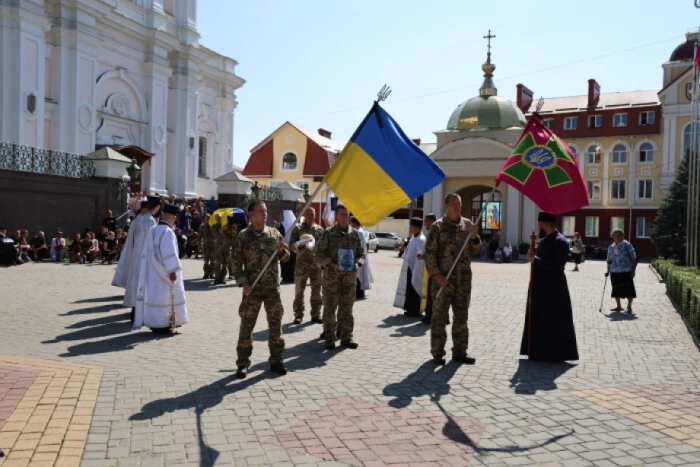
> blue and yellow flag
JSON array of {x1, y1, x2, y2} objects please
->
[{"x1": 324, "y1": 103, "x2": 445, "y2": 226}]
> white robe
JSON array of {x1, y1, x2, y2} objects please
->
[
  {"x1": 356, "y1": 226, "x2": 373, "y2": 290},
  {"x1": 134, "y1": 222, "x2": 188, "y2": 330},
  {"x1": 393, "y1": 233, "x2": 426, "y2": 309},
  {"x1": 112, "y1": 213, "x2": 156, "y2": 307}
]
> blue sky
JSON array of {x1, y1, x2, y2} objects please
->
[{"x1": 197, "y1": 1, "x2": 700, "y2": 168}]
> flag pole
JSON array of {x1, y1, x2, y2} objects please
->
[
  {"x1": 435, "y1": 184, "x2": 497, "y2": 299},
  {"x1": 249, "y1": 181, "x2": 327, "y2": 291}
]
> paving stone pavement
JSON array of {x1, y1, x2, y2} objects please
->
[{"x1": 1, "y1": 252, "x2": 700, "y2": 466}]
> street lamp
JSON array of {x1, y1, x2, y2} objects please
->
[{"x1": 126, "y1": 158, "x2": 141, "y2": 182}]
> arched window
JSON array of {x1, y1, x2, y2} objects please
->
[
  {"x1": 639, "y1": 142, "x2": 654, "y2": 163},
  {"x1": 567, "y1": 145, "x2": 577, "y2": 157},
  {"x1": 587, "y1": 145, "x2": 602, "y2": 164},
  {"x1": 282, "y1": 152, "x2": 297, "y2": 171},
  {"x1": 612, "y1": 144, "x2": 627, "y2": 164}
]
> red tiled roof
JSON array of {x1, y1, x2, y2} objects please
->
[
  {"x1": 241, "y1": 139, "x2": 273, "y2": 177},
  {"x1": 303, "y1": 137, "x2": 332, "y2": 176},
  {"x1": 524, "y1": 89, "x2": 661, "y2": 115}
]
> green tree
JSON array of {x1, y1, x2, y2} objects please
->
[{"x1": 652, "y1": 152, "x2": 689, "y2": 260}]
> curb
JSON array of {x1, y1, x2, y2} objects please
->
[{"x1": 649, "y1": 263, "x2": 664, "y2": 283}]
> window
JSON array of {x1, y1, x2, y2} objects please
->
[
  {"x1": 613, "y1": 113, "x2": 628, "y2": 127},
  {"x1": 612, "y1": 144, "x2": 627, "y2": 164},
  {"x1": 683, "y1": 125, "x2": 700, "y2": 155},
  {"x1": 638, "y1": 179, "x2": 653, "y2": 200},
  {"x1": 563, "y1": 117, "x2": 577, "y2": 130},
  {"x1": 637, "y1": 217, "x2": 652, "y2": 238},
  {"x1": 585, "y1": 217, "x2": 599, "y2": 237},
  {"x1": 639, "y1": 111, "x2": 655, "y2": 125},
  {"x1": 587, "y1": 180, "x2": 601, "y2": 200},
  {"x1": 542, "y1": 118, "x2": 554, "y2": 130},
  {"x1": 198, "y1": 137, "x2": 207, "y2": 177},
  {"x1": 296, "y1": 180, "x2": 310, "y2": 192},
  {"x1": 639, "y1": 142, "x2": 654, "y2": 163},
  {"x1": 587, "y1": 145, "x2": 602, "y2": 164},
  {"x1": 588, "y1": 115, "x2": 602, "y2": 128},
  {"x1": 568, "y1": 145, "x2": 577, "y2": 157},
  {"x1": 611, "y1": 216, "x2": 625, "y2": 234},
  {"x1": 611, "y1": 180, "x2": 626, "y2": 200},
  {"x1": 269, "y1": 180, "x2": 282, "y2": 187},
  {"x1": 281, "y1": 152, "x2": 297, "y2": 171},
  {"x1": 562, "y1": 216, "x2": 575, "y2": 237}
]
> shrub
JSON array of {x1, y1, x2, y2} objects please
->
[
  {"x1": 518, "y1": 242, "x2": 530, "y2": 255},
  {"x1": 652, "y1": 258, "x2": 700, "y2": 341}
]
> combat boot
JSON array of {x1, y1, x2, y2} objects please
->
[
  {"x1": 293, "y1": 318, "x2": 302, "y2": 325},
  {"x1": 235, "y1": 366, "x2": 247, "y2": 379},
  {"x1": 270, "y1": 363, "x2": 287, "y2": 375},
  {"x1": 453, "y1": 355, "x2": 476, "y2": 365},
  {"x1": 311, "y1": 317, "x2": 323, "y2": 324},
  {"x1": 340, "y1": 340, "x2": 358, "y2": 349}
]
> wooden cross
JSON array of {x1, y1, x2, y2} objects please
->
[{"x1": 483, "y1": 29, "x2": 496, "y2": 54}]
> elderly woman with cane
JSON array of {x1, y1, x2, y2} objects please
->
[{"x1": 606, "y1": 228, "x2": 637, "y2": 314}]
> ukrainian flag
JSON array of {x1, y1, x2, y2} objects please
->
[{"x1": 324, "y1": 103, "x2": 445, "y2": 226}]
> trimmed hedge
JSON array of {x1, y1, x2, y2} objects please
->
[{"x1": 652, "y1": 259, "x2": 700, "y2": 341}]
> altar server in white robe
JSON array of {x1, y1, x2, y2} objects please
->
[
  {"x1": 350, "y1": 217, "x2": 373, "y2": 299},
  {"x1": 134, "y1": 203, "x2": 188, "y2": 333},
  {"x1": 112, "y1": 196, "x2": 160, "y2": 323},
  {"x1": 393, "y1": 218, "x2": 427, "y2": 317}
]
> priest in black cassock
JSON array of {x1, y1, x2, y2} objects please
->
[{"x1": 521, "y1": 212, "x2": 579, "y2": 362}]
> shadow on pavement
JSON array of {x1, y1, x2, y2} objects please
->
[
  {"x1": 72, "y1": 295, "x2": 123, "y2": 304},
  {"x1": 183, "y1": 279, "x2": 214, "y2": 292},
  {"x1": 248, "y1": 337, "x2": 345, "y2": 373},
  {"x1": 475, "y1": 429, "x2": 574, "y2": 453},
  {"x1": 383, "y1": 360, "x2": 459, "y2": 409},
  {"x1": 253, "y1": 321, "x2": 314, "y2": 342},
  {"x1": 61, "y1": 303, "x2": 125, "y2": 316},
  {"x1": 130, "y1": 372, "x2": 279, "y2": 467},
  {"x1": 58, "y1": 331, "x2": 173, "y2": 357},
  {"x1": 605, "y1": 310, "x2": 638, "y2": 321},
  {"x1": 508, "y1": 359, "x2": 576, "y2": 395},
  {"x1": 377, "y1": 314, "x2": 429, "y2": 337},
  {"x1": 43, "y1": 315, "x2": 132, "y2": 343}
]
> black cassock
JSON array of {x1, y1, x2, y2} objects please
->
[{"x1": 520, "y1": 231, "x2": 579, "y2": 362}]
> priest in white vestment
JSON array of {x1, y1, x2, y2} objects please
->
[
  {"x1": 112, "y1": 196, "x2": 160, "y2": 323},
  {"x1": 393, "y1": 218, "x2": 427, "y2": 317},
  {"x1": 351, "y1": 217, "x2": 373, "y2": 299},
  {"x1": 134, "y1": 203, "x2": 188, "y2": 333}
]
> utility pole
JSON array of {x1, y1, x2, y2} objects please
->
[{"x1": 688, "y1": 28, "x2": 700, "y2": 266}]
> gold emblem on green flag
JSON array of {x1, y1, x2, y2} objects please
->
[{"x1": 500, "y1": 133, "x2": 575, "y2": 188}]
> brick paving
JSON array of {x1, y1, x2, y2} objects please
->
[{"x1": 0, "y1": 253, "x2": 699, "y2": 466}]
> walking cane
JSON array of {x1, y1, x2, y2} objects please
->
[{"x1": 598, "y1": 269, "x2": 609, "y2": 313}]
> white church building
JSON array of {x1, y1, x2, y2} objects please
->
[{"x1": 0, "y1": 0, "x2": 244, "y2": 198}]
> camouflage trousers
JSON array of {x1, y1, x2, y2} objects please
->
[
  {"x1": 214, "y1": 251, "x2": 233, "y2": 281},
  {"x1": 430, "y1": 279, "x2": 470, "y2": 359},
  {"x1": 293, "y1": 264, "x2": 322, "y2": 320},
  {"x1": 202, "y1": 243, "x2": 215, "y2": 276},
  {"x1": 236, "y1": 288, "x2": 285, "y2": 367},
  {"x1": 322, "y1": 272, "x2": 356, "y2": 344}
]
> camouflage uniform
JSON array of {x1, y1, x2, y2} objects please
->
[
  {"x1": 232, "y1": 226, "x2": 290, "y2": 368},
  {"x1": 199, "y1": 222, "x2": 214, "y2": 277},
  {"x1": 289, "y1": 221, "x2": 324, "y2": 321},
  {"x1": 210, "y1": 223, "x2": 224, "y2": 280},
  {"x1": 316, "y1": 224, "x2": 365, "y2": 344},
  {"x1": 423, "y1": 215, "x2": 481, "y2": 359},
  {"x1": 215, "y1": 225, "x2": 236, "y2": 282}
]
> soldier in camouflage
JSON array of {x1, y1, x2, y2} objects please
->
[
  {"x1": 199, "y1": 213, "x2": 214, "y2": 279},
  {"x1": 289, "y1": 207, "x2": 324, "y2": 325},
  {"x1": 232, "y1": 200, "x2": 290, "y2": 378},
  {"x1": 316, "y1": 205, "x2": 365, "y2": 350},
  {"x1": 214, "y1": 216, "x2": 237, "y2": 284},
  {"x1": 227, "y1": 222, "x2": 240, "y2": 280},
  {"x1": 423, "y1": 193, "x2": 481, "y2": 366},
  {"x1": 210, "y1": 214, "x2": 225, "y2": 284}
]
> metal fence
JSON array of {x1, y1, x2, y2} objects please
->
[{"x1": 0, "y1": 142, "x2": 95, "y2": 178}]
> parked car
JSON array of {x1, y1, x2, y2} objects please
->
[
  {"x1": 362, "y1": 231, "x2": 379, "y2": 253},
  {"x1": 585, "y1": 241, "x2": 610, "y2": 259},
  {"x1": 375, "y1": 232, "x2": 402, "y2": 250}
]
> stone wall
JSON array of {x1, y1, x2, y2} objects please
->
[{"x1": 0, "y1": 170, "x2": 124, "y2": 237}]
